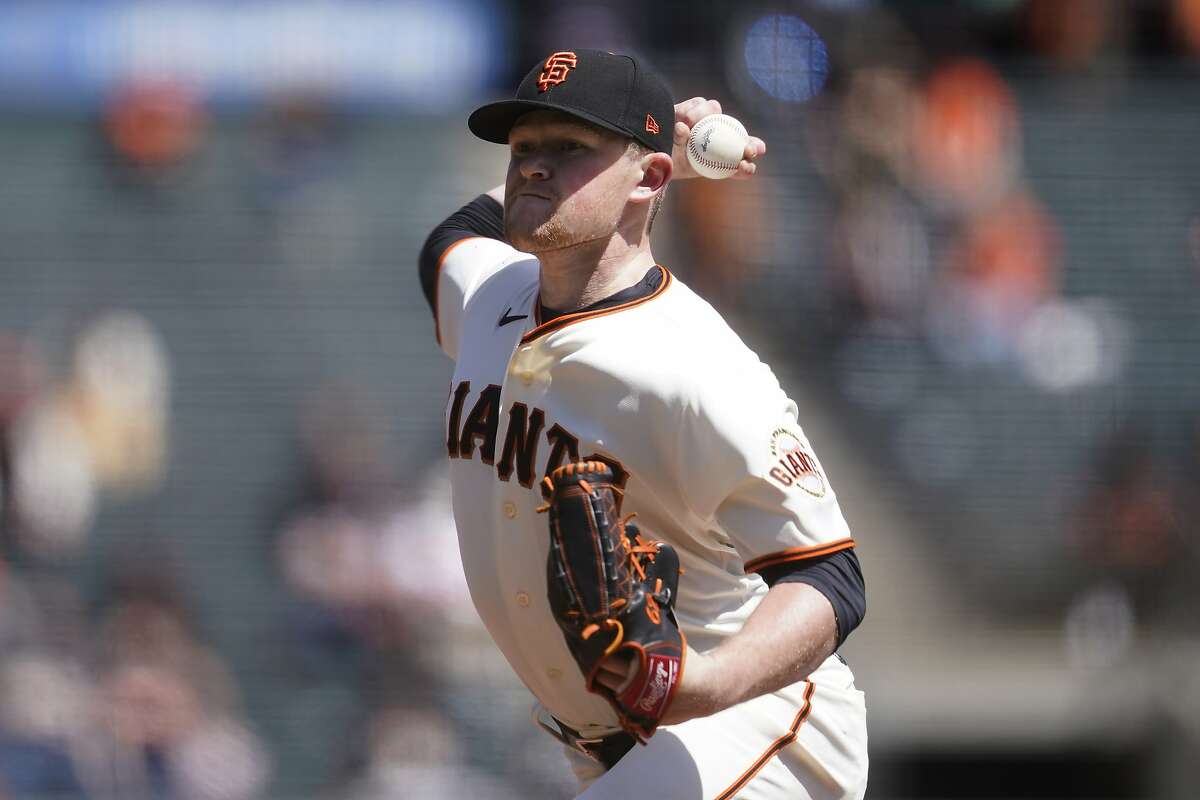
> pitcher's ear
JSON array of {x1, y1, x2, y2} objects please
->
[{"x1": 632, "y1": 151, "x2": 672, "y2": 202}]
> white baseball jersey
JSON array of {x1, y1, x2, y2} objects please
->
[{"x1": 435, "y1": 236, "x2": 868, "y2": 798}]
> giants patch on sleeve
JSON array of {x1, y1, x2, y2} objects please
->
[{"x1": 767, "y1": 427, "x2": 827, "y2": 497}]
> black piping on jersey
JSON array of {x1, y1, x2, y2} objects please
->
[
  {"x1": 523, "y1": 264, "x2": 669, "y2": 343},
  {"x1": 757, "y1": 548, "x2": 866, "y2": 648},
  {"x1": 419, "y1": 193, "x2": 506, "y2": 342},
  {"x1": 744, "y1": 537, "x2": 856, "y2": 572},
  {"x1": 537, "y1": 263, "x2": 663, "y2": 325}
]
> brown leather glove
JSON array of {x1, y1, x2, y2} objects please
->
[{"x1": 541, "y1": 461, "x2": 686, "y2": 740}]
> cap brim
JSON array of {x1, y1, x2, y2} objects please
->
[{"x1": 467, "y1": 99, "x2": 639, "y2": 146}]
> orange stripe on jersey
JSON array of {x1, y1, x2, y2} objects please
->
[
  {"x1": 743, "y1": 538, "x2": 856, "y2": 574},
  {"x1": 520, "y1": 265, "x2": 672, "y2": 344},
  {"x1": 713, "y1": 681, "x2": 816, "y2": 800},
  {"x1": 433, "y1": 235, "x2": 486, "y2": 347}
]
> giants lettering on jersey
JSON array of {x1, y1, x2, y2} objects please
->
[{"x1": 446, "y1": 381, "x2": 627, "y2": 491}]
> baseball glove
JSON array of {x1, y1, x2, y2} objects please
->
[{"x1": 539, "y1": 461, "x2": 686, "y2": 740}]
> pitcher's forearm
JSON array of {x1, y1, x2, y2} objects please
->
[{"x1": 662, "y1": 582, "x2": 837, "y2": 724}]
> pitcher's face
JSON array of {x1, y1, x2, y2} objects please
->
[{"x1": 504, "y1": 111, "x2": 641, "y2": 255}]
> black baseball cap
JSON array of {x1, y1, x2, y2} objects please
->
[{"x1": 468, "y1": 49, "x2": 675, "y2": 154}]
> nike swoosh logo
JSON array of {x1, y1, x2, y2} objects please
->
[{"x1": 497, "y1": 307, "x2": 529, "y2": 328}]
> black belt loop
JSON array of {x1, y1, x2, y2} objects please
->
[{"x1": 539, "y1": 716, "x2": 638, "y2": 770}]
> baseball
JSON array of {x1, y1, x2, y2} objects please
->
[{"x1": 686, "y1": 114, "x2": 749, "y2": 180}]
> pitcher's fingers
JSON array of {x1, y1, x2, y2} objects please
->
[
  {"x1": 594, "y1": 655, "x2": 634, "y2": 692},
  {"x1": 744, "y1": 136, "x2": 767, "y2": 160},
  {"x1": 682, "y1": 99, "x2": 723, "y2": 128},
  {"x1": 675, "y1": 96, "x2": 707, "y2": 118},
  {"x1": 594, "y1": 670, "x2": 621, "y2": 692},
  {"x1": 733, "y1": 161, "x2": 758, "y2": 179},
  {"x1": 674, "y1": 121, "x2": 691, "y2": 147}
]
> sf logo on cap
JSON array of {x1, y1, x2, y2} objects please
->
[{"x1": 538, "y1": 51, "x2": 578, "y2": 92}]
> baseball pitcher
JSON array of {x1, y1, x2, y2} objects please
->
[{"x1": 419, "y1": 49, "x2": 869, "y2": 799}]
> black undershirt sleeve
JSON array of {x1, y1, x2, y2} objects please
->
[
  {"x1": 418, "y1": 194, "x2": 505, "y2": 317},
  {"x1": 757, "y1": 548, "x2": 866, "y2": 649}
]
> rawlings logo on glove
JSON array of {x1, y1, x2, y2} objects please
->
[
  {"x1": 540, "y1": 461, "x2": 686, "y2": 740},
  {"x1": 628, "y1": 654, "x2": 678, "y2": 715}
]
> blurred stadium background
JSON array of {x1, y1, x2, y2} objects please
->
[{"x1": 1, "y1": 1, "x2": 1198, "y2": 798}]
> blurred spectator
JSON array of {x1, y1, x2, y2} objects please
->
[
  {"x1": 273, "y1": 387, "x2": 399, "y2": 656},
  {"x1": 927, "y1": 191, "x2": 1061, "y2": 366},
  {"x1": 840, "y1": 67, "x2": 919, "y2": 180},
  {"x1": 1025, "y1": 0, "x2": 1118, "y2": 66},
  {"x1": 98, "y1": 661, "x2": 269, "y2": 800},
  {"x1": 103, "y1": 81, "x2": 206, "y2": 187},
  {"x1": 1173, "y1": 0, "x2": 1200, "y2": 55},
  {"x1": 68, "y1": 312, "x2": 171, "y2": 495},
  {"x1": 830, "y1": 186, "x2": 931, "y2": 327},
  {"x1": 97, "y1": 570, "x2": 223, "y2": 691},
  {"x1": 7, "y1": 394, "x2": 97, "y2": 559},
  {"x1": 953, "y1": 192, "x2": 1058, "y2": 304},
  {"x1": 4, "y1": 311, "x2": 170, "y2": 561},
  {"x1": 278, "y1": 506, "x2": 417, "y2": 652},
  {"x1": 338, "y1": 706, "x2": 520, "y2": 800},
  {"x1": 373, "y1": 470, "x2": 479, "y2": 631},
  {"x1": 912, "y1": 59, "x2": 1020, "y2": 213},
  {"x1": 0, "y1": 334, "x2": 48, "y2": 553},
  {"x1": 1070, "y1": 425, "x2": 1183, "y2": 621},
  {"x1": 0, "y1": 653, "x2": 91, "y2": 799},
  {"x1": 272, "y1": 385, "x2": 464, "y2": 694},
  {"x1": 266, "y1": 384, "x2": 501, "y2": 794},
  {"x1": 85, "y1": 568, "x2": 270, "y2": 800},
  {"x1": 1015, "y1": 297, "x2": 1130, "y2": 393}
]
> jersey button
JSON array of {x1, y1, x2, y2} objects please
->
[
  {"x1": 516, "y1": 591, "x2": 530, "y2": 607},
  {"x1": 502, "y1": 501, "x2": 517, "y2": 519},
  {"x1": 547, "y1": 668, "x2": 562, "y2": 680}
]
